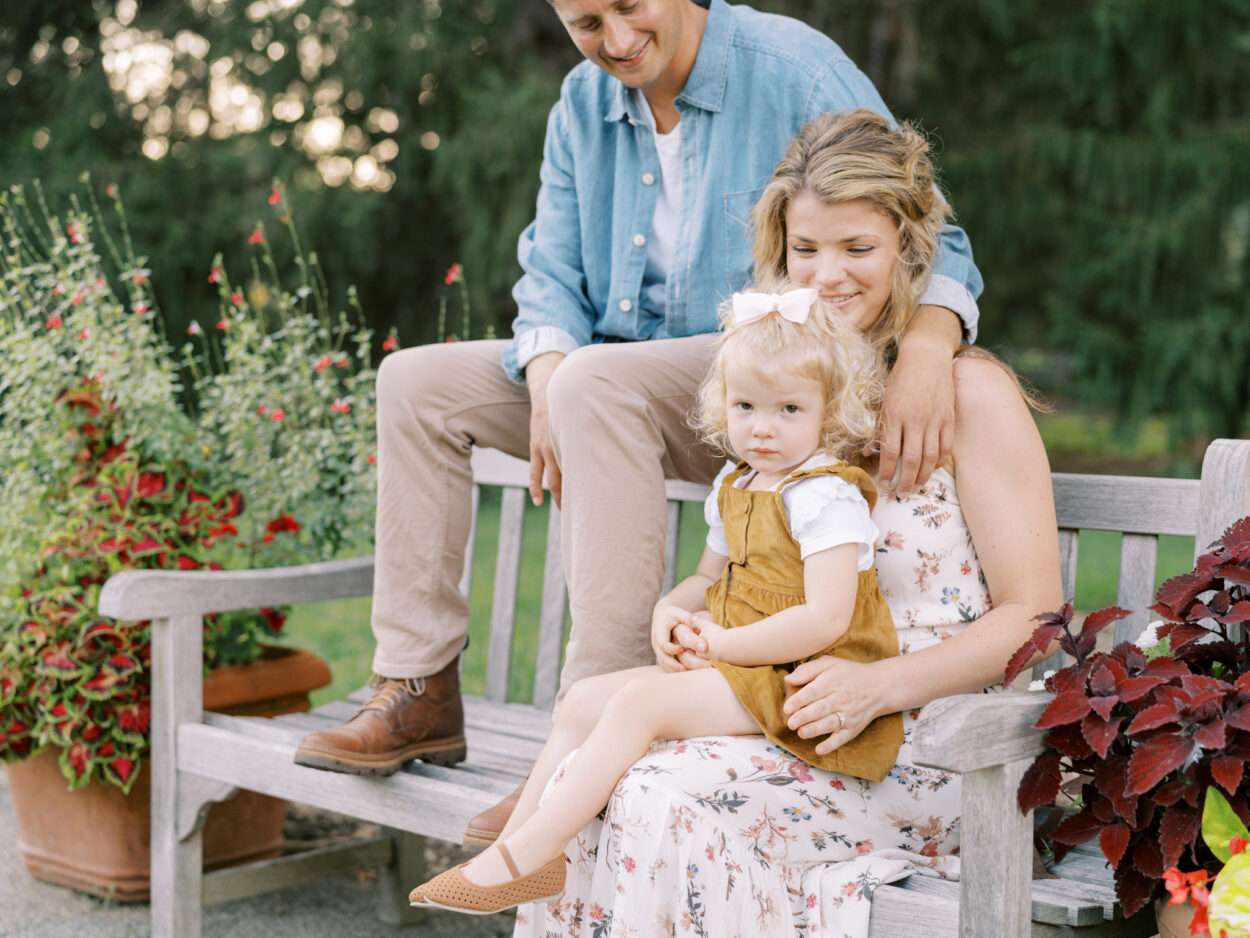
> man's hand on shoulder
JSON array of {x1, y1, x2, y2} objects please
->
[{"x1": 525, "y1": 352, "x2": 565, "y2": 507}]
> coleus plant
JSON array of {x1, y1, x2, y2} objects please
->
[
  {"x1": 1005, "y1": 516, "x2": 1250, "y2": 917},
  {"x1": 0, "y1": 379, "x2": 289, "y2": 794}
]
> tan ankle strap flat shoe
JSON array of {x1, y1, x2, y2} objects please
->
[{"x1": 409, "y1": 842, "x2": 565, "y2": 915}]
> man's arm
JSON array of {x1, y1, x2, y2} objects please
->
[{"x1": 505, "y1": 91, "x2": 598, "y2": 383}]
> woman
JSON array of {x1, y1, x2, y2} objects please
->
[{"x1": 513, "y1": 109, "x2": 1062, "y2": 938}]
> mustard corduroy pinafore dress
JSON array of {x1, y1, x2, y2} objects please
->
[{"x1": 706, "y1": 461, "x2": 904, "y2": 782}]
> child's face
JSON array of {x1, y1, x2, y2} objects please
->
[
  {"x1": 783, "y1": 192, "x2": 899, "y2": 332},
  {"x1": 725, "y1": 365, "x2": 826, "y2": 480}
]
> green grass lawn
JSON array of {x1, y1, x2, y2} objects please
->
[{"x1": 285, "y1": 488, "x2": 1198, "y2": 708}]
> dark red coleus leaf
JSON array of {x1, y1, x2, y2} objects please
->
[
  {"x1": 1126, "y1": 731, "x2": 1196, "y2": 796},
  {"x1": 1051, "y1": 807, "x2": 1103, "y2": 846},
  {"x1": 1078, "y1": 607, "x2": 1132, "y2": 654},
  {"x1": 1018, "y1": 751, "x2": 1063, "y2": 814},
  {"x1": 1211, "y1": 755, "x2": 1245, "y2": 795},
  {"x1": 1088, "y1": 695, "x2": 1119, "y2": 721},
  {"x1": 1036, "y1": 692, "x2": 1094, "y2": 729},
  {"x1": 1126, "y1": 702, "x2": 1182, "y2": 735},
  {"x1": 1132, "y1": 834, "x2": 1164, "y2": 878},
  {"x1": 1223, "y1": 566, "x2": 1250, "y2": 587},
  {"x1": 1094, "y1": 756, "x2": 1138, "y2": 822},
  {"x1": 1144, "y1": 658, "x2": 1191, "y2": 679},
  {"x1": 1154, "y1": 570, "x2": 1218, "y2": 619},
  {"x1": 1004, "y1": 623, "x2": 1064, "y2": 687},
  {"x1": 1099, "y1": 823, "x2": 1131, "y2": 869},
  {"x1": 1217, "y1": 601, "x2": 1250, "y2": 625},
  {"x1": 1195, "y1": 719, "x2": 1228, "y2": 750},
  {"x1": 1161, "y1": 622, "x2": 1215, "y2": 652},
  {"x1": 1045, "y1": 723, "x2": 1094, "y2": 760},
  {"x1": 1110, "y1": 641, "x2": 1147, "y2": 672},
  {"x1": 1081, "y1": 712, "x2": 1122, "y2": 759},
  {"x1": 1089, "y1": 663, "x2": 1117, "y2": 696},
  {"x1": 1114, "y1": 860, "x2": 1156, "y2": 917},
  {"x1": 1117, "y1": 674, "x2": 1169, "y2": 703},
  {"x1": 1154, "y1": 778, "x2": 1190, "y2": 807},
  {"x1": 1159, "y1": 805, "x2": 1199, "y2": 871}
]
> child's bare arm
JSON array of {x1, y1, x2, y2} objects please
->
[{"x1": 698, "y1": 543, "x2": 860, "y2": 667}]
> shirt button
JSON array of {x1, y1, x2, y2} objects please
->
[
  {"x1": 619, "y1": 299, "x2": 633, "y2": 312},
  {"x1": 642, "y1": 172, "x2": 655, "y2": 185},
  {"x1": 632, "y1": 233, "x2": 647, "y2": 247}
]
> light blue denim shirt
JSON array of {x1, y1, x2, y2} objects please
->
[{"x1": 503, "y1": 0, "x2": 984, "y2": 382}]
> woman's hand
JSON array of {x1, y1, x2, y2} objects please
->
[
  {"x1": 651, "y1": 605, "x2": 693, "y2": 673},
  {"x1": 783, "y1": 656, "x2": 891, "y2": 756}
]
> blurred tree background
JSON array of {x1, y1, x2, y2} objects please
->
[{"x1": 2, "y1": 0, "x2": 1248, "y2": 471}]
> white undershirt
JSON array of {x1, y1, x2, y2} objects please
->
[{"x1": 636, "y1": 91, "x2": 683, "y2": 299}]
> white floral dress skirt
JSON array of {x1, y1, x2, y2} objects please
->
[{"x1": 514, "y1": 468, "x2": 992, "y2": 938}]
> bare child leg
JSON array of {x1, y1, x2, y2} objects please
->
[
  {"x1": 460, "y1": 667, "x2": 759, "y2": 887},
  {"x1": 496, "y1": 666, "x2": 657, "y2": 843}
]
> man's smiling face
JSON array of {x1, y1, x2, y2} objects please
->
[{"x1": 552, "y1": 0, "x2": 689, "y2": 91}]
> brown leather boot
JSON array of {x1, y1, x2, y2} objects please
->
[
  {"x1": 462, "y1": 777, "x2": 526, "y2": 848},
  {"x1": 293, "y1": 658, "x2": 466, "y2": 776}
]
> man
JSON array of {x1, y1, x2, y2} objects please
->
[{"x1": 294, "y1": 0, "x2": 983, "y2": 845}]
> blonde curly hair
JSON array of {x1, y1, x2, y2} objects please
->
[
  {"x1": 693, "y1": 280, "x2": 884, "y2": 463},
  {"x1": 751, "y1": 108, "x2": 950, "y2": 356}
]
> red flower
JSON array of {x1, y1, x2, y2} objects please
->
[
  {"x1": 66, "y1": 222, "x2": 83, "y2": 244},
  {"x1": 105, "y1": 183, "x2": 118, "y2": 198},
  {"x1": 187, "y1": 321, "x2": 203, "y2": 337},
  {"x1": 334, "y1": 356, "x2": 349, "y2": 369},
  {"x1": 367, "y1": 453, "x2": 377, "y2": 465},
  {"x1": 248, "y1": 227, "x2": 264, "y2": 245},
  {"x1": 177, "y1": 556, "x2": 202, "y2": 571},
  {"x1": 136, "y1": 472, "x2": 165, "y2": 498},
  {"x1": 330, "y1": 399, "x2": 351, "y2": 414},
  {"x1": 270, "y1": 407, "x2": 286, "y2": 422},
  {"x1": 313, "y1": 355, "x2": 332, "y2": 372},
  {"x1": 260, "y1": 607, "x2": 286, "y2": 633},
  {"x1": 444, "y1": 262, "x2": 462, "y2": 285},
  {"x1": 78, "y1": 327, "x2": 90, "y2": 340},
  {"x1": 111, "y1": 757, "x2": 135, "y2": 783},
  {"x1": 133, "y1": 273, "x2": 148, "y2": 286},
  {"x1": 230, "y1": 291, "x2": 244, "y2": 306},
  {"x1": 216, "y1": 318, "x2": 231, "y2": 331},
  {"x1": 382, "y1": 335, "x2": 398, "y2": 352},
  {"x1": 71, "y1": 288, "x2": 86, "y2": 305},
  {"x1": 262, "y1": 513, "x2": 300, "y2": 544},
  {"x1": 1233, "y1": 836, "x2": 1250, "y2": 855},
  {"x1": 45, "y1": 314, "x2": 63, "y2": 330},
  {"x1": 267, "y1": 186, "x2": 282, "y2": 206},
  {"x1": 133, "y1": 301, "x2": 148, "y2": 315},
  {"x1": 256, "y1": 404, "x2": 268, "y2": 415},
  {"x1": 207, "y1": 266, "x2": 222, "y2": 284},
  {"x1": 1164, "y1": 867, "x2": 1210, "y2": 906}
]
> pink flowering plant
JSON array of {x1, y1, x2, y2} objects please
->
[{"x1": 0, "y1": 178, "x2": 389, "y2": 793}]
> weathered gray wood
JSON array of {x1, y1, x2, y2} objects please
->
[
  {"x1": 469, "y1": 447, "x2": 532, "y2": 488},
  {"x1": 869, "y1": 882, "x2": 958, "y2": 938},
  {"x1": 1034, "y1": 530, "x2": 1079, "y2": 678},
  {"x1": 663, "y1": 500, "x2": 682, "y2": 594},
  {"x1": 323, "y1": 694, "x2": 553, "y2": 747},
  {"x1": 533, "y1": 504, "x2": 567, "y2": 709},
  {"x1": 176, "y1": 777, "x2": 238, "y2": 842},
  {"x1": 1115, "y1": 534, "x2": 1159, "y2": 646},
  {"x1": 151, "y1": 615, "x2": 206, "y2": 938},
  {"x1": 1197, "y1": 439, "x2": 1250, "y2": 555},
  {"x1": 959, "y1": 758, "x2": 1034, "y2": 938},
  {"x1": 486, "y1": 487, "x2": 527, "y2": 703},
  {"x1": 203, "y1": 835, "x2": 393, "y2": 905},
  {"x1": 664, "y1": 478, "x2": 712, "y2": 503},
  {"x1": 897, "y1": 874, "x2": 1104, "y2": 927},
  {"x1": 458, "y1": 484, "x2": 480, "y2": 600},
  {"x1": 177, "y1": 724, "x2": 500, "y2": 843},
  {"x1": 377, "y1": 830, "x2": 428, "y2": 925},
  {"x1": 1052, "y1": 472, "x2": 1199, "y2": 536},
  {"x1": 912, "y1": 692, "x2": 1049, "y2": 774},
  {"x1": 99, "y1": 556, "x2": 375, "y2": 619}
]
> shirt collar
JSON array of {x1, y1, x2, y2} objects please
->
[{"x1": 603, "y1": 0, "x2": 733, "y2": 123}]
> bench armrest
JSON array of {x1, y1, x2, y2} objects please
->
[
  {"x1": 911, "y1": 691, "x2": 1051, "y2": 773},
  {"x1": 99, "y1": 556, "x2": 375, "y2": 620}
]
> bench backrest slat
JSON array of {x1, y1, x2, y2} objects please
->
[
  {"x1": 1115, "y1": 533, "x2": 1159, "y2": 645},
  {"x1": 663, "y1": 501, "x2": 682, "y2": 594},
  {"x1": 458, "y1": 485, "x2": 480, "y2": 601},
  {"x1": 485, "y1": 487, "x2": 527, "y2": 703},
  {"x1": 532, "y1": 506, "x2": 567, "y2": 709},
  {"x1": 1033, "y1": 529, "x2": 1081, "y2": 678}
]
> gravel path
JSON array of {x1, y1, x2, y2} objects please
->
[{"x1": 0, "y1": 773, "x2": 515, "y2": 938}]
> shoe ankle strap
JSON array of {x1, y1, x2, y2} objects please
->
[{"x1": 495, "y1": 842, "x2": 522, "y2": 879}]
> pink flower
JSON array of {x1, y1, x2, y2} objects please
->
[
  {"x1": 248, "y1": 227, "x2": 264, "y2": 245},
  {"x1": 231, "y1": 291, "x2": 244, "y2": 306},
  {"x1": 105, "y1": 183, "x2": 118, "y2": 198},
  {"x1": 66, "y1": 222, "x2": 83, "y2": 244},
  {"x1": 854, "y1": 839, "x2": 873, "y2": 855},
  {"x1": 382, "y1": 335, "x2": 398, "y2": 352},
  {"x1": 334, "y1": 356, "x2": 349, "y2": 369},
  {"x1": 313, "y1": 355, "x2": 332, "y2": 373},
  {"x1": 45, "y1": 314, "x2": 63, "y2": 330},
  {"x1": 444, "y1": 262, "x2": 462, "y2": 285},
  {"x1": 133, "y1": 301, "x2": 148, "y2": 315},
  {"x1": 208, "y1": 266, "x2": 222, "y2": 284},
  {"x1": 884, "y1": 531, "x2": 904, "y2": 551},
  {"x1": 256, "y1": 404, "x2": 268, "y2": 416},
  {"x1": 133, "y1": 272, "x2": 148, "y2": 285},
  {"x1": 750, "y1": 755, "x2": 778, "y2": 773},
  {"x1": 216, "y1": 318, "x2": 230, "y2": 331},
  {"x1": 806, "y1": 894, "x2": 818, "y2": 909},
  {"x1": 330, "y1": 399, "x2": 351, "y2": 414},
  {"x1": 267, "y1": 186, "x2": 281, "y2": 206},
  {"x1": 787, "y1": 760, "x2": 813, "y2": 782},
  {"x1": 187, "y1": 321, "x2": 203, "y2": 337},
  {"x1": 78, "y1": 327, "x2": 90, "y2": 341},
  {"x1": 70, "y1": 289, "x2": 86, "y2": 305},
  {"x1": 622, "y1": 856, "x2": 636, "y2": 872},
  {"x1": 95, "y1": 276, "x2": 106, "y2": 288},
  {"x1": 270, "y1": 407, "x2": 285, "y2": 422}
]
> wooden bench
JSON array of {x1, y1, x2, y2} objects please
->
[{"x1": 98, "y1": 439, "x2": 1250, "y2": 938}]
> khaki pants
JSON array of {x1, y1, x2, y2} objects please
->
[{"x1": 370, "y1": 336, "x2": 722, "y2": 693}]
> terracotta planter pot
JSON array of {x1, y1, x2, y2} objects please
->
[
  {"x1": 1155, "y1": 895, "x2": 1197, "y2": 938},
  {"x1": 5, "y1": 644, "x2": 331, "y2": 902}
]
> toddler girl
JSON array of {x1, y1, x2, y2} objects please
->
[{"x1": 408, "y1": 283, "x2": 903, "y2": 915}]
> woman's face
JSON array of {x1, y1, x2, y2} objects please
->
[{"x1": 784, "y1": 191, "x2": 899, "y2": 333}]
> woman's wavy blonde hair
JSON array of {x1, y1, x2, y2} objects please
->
[
  {"x1": 693, "y1": 281, "x2": 885, "y2": 463},
  {"x1": 752, "y1": 108, "x2": 949, "y2": 358}
]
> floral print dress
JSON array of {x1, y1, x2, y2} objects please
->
[{"x1": 513, "y1": 467, "x2": 993, "y2": 938}]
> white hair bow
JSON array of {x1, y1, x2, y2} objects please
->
[{"x1": 731, "y1": 288, "x2": 818, "y2": 327}]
